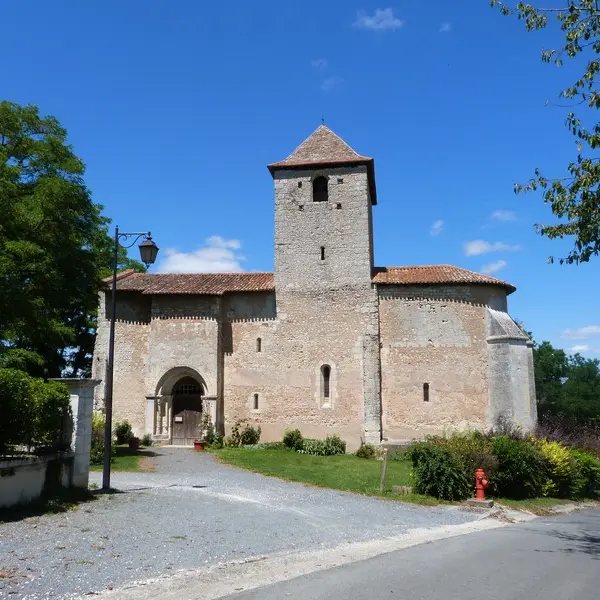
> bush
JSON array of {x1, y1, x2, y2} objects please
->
[
  {"x1": 355, "y1": 443, "x2": 378, "y2": 459},
  {"x1": 208, "y1": 432, "x2": 224, "y2": 449},
  {"x1": 490, "y1": 436, "x2": 548, "y2": 499},
  {"x1": 228, "y1": 419, "x2": 262, "y2": 447},
  {"x1": 407, "y1": 443, "x2": 471, "y2": 501},
  {"x1": 570, "y1": 450, "x2": 600, "y2": 499},
  {"x1": 535, "y1": 438, "x2": 576, "y2": 498},
  {"x1": 297, "y1": 435, "x2": 346, "y2": 456},
  {"x1": 90, "y1": 413, "x2": 116, "y2": 465},
  {"x1": 141, "y1": 433, "x2": 153, "y2": 447},
  {"x1": 0, "y1": 368, "x2": 35, "y2": 452},
  {"x1": 30, "y1": 379, "x2": 71, "y2": 450},
  {"x1": 430, "y1": 431, "x2": 499, "y2": 479},
  {"x1": 114, "y1": 420, "x2": 133, "y2": 444},
  {"x1": 535, "y1": 417, "x2": 600, "y2": 458},
  {"x1": 283, "y1": 428, "x2": 304, "y2": 451}
]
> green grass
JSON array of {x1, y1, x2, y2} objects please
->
[
  {"x1": 89, "y1": 446, "x2": 156, "y2": 473},
  {"x1": 216, "y1": 448, "x2": 436, "y2": 503}
]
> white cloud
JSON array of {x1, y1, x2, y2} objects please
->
[
  {"x1": 157, "y1": 236, "x2": 245, "y2": 274},
  {"x1": 481, "y1": 260, "x2": 507, "y2": 275},
  {"x1": 439, "y1": 22, "x2": 452, "y2": 33},
  {"x1": 464, "y1": 240, "x2": 522, "y2": 256},
  {"x1": 561, "y1": 325, "x2": 600, "y2": 340},
  {"x1": 570, "y1": 344, "x2": 590, "y2": 353},
  {"x1": 321, "y1": 76, "x2": 344, "y2": 92},
  {"x1": 491, "y1": 210, "x2": 517, "y2": 222},
  {"x1": 311, "y1": 58, "x2": 328, "y2": 69},
  {"x1": 430, "y1": 219, "x2": 444, "y2": 236},
  {"x1": 354, "y1": 8, "x2": 404, "y2": 31}
]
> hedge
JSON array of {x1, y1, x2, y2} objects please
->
[{"x1": 0, "y1": 368, "x2": 71, "y2": 454}]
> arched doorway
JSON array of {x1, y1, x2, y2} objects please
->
[{"x1": 171, "y1": 376, "x2": 203, "y2": 445}]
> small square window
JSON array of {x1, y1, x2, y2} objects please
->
[
  {"x1": 298, "y1": 181, "x2": 303, "y2": 188},
  {"x1": 337, "y1": 178, "x2": 344, "y2": 184},
  {"x1": 299, "y1": 205, "x2": 304, "y2": 211},
  {"x1": 336, "y1": 203, "x2": 342, "y2": 209}
]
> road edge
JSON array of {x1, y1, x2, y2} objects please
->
[{"x1": 86, "y1": 518, "x2": 506, "y2": 600}]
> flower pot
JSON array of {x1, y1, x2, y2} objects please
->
[
  {"x1": 128, "y1": 436, "x2": 140, "y2": 450},
  {"x1": 193, "y1": 439, "x2": 207, "y2": 451}
]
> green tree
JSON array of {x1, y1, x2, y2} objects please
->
[
  {"x1": 0, "y1": 101, "x2": 142, "y2": 377},
  {"x1": 533, "y1": 341, "x2": 568, "y2": 411},
  {"x1": 492, "y1": 1, "x2": 600, "y2": 264}
]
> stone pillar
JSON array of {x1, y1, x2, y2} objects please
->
[
  {"x1": 145, "y1": 396, "x2": 156, "y2": 435},
  {"x1": 52, "y1": 378, "x2": 100, "y2": 489},
  {"x1": 204, "y1": 396, "x2": 217, "y2": 428}
]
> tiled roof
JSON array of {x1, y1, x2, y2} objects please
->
[
  {"x1": 108, "y1": 265, "x2": 515, "y2": 295},
  {"x1": 372, "y1": 265, "x2": 516, "y2": 293},
  {"x1": 109, "y1": 271, "x2": 275, "y2": 295},
  {"x1": 268, "y1": 125, "x2": 372, "y2": 169},
  {"x1": 267, "y1": 125, "x2": 378, "y2": 204}
]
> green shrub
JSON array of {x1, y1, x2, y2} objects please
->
[
  {"x1": 141, "y1": 433, "x2": 153, "y2": 447},
  {"x1": 30, "y1": 379, "x2": 71, "y2": 449},
  {"x1": 407, "y1": 443, "x2": 471, "y2": 501},
  {"x1": 490, "y1": 436, "x2": 548, "y2": 499},
  {"x1": 90, "y1": 413, "x2": 116, "y2": 465},
  {"x1": 297, "y1": 438, "x2": 327, "y2": 455},
  {"x1": 228, "y1": 419, "x2": 262, "y2": 447},
  {"x1": 437, "y1": 431, "x2": 499, "y2": 482},
  {"x1": 114, "y1": 420, "x2": 133, "y2": 444},
  {"x1": 208, "y1": 432, "x2": 224, "y2": 449},
  {"x1": 536, "y1": 438, "x2": 576, "y2": 497},
  {"x1": 570, "y1": 450, "x2": 600, "y2": 499},
  {"x1": 283, "y1": 428, "x2": 304, "y2": 451},
  {"x1": 355, "y1": 443, "x2": 378, "y2": 459},
  {"x1": 0, "y1": 368, "x2": 36, "y2": 452},
  {"x1": 298, "y1": 435, "x2": 347, "y2": 456}
]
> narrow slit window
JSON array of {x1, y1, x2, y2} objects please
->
[
  {"x1": 321, "y1": 365, "x2": 331, "y2": 399},
  {"x1": 253, "y1": 393, "x2": 259, "y2": 410},
  {"x1": 256, "y1": 337, "x2": 262, "y2": 352},
  {"x1": 320, "y1": 246, "x2": 325, "y2": 261},
  {"x1": 423, "y1": 383, "x2": 430, "y2": 402}
]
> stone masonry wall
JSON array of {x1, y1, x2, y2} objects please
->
[
  {"x1": 379, "y1": 285, "x2": 503, "y2": 442},
  {"x1": 92, "y1": 291, "x2": 151, "y2": 435}
]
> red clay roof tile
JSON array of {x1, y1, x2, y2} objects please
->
[
  {"x1": 372, "y1": 265, "x2": 516, "y2": 293},
  {"x1": 109, "y1": 265, "x2": 515, "y2": 295}
]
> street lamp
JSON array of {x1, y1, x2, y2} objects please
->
[{"x1": 103, "y1": 226, "x2": 159, "y2": 490}]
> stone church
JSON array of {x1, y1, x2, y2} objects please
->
[{"x1": 92, "y1": 125, "x2": 536, "y2": 449}]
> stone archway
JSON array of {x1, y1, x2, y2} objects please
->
[
  {"x1": 150, "y1": 367, "x2": 208, "y2": 445},
  {"x1": 171, "y1": 376, "x2": 203, "y2": 445}
]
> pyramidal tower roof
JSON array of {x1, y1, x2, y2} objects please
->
[{"x1": 268, "y1": 125, "x2": 377, "y2": 203}]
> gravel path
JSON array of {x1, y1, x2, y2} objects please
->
[{"x1": 1, "y1": 448, "x2": 480, "y2": 599}]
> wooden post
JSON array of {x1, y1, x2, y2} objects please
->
[{"x1": 379, "y1": 448, "x2": 389, "y2": 492}]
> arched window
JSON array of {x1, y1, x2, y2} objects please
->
[
  {"x1": 313, "y1": 176, "x2": 328, "y2": 202},
  {"x1": 321, "y1": 365, "x2": 331, "y2": 399},
  {"x1": 173, "y1": 377, "x2": 202, "y2": 396},
  {"x1": 253, "y1": 393, "x2": 259, "y2": 410},
  {"x1": 256, "y1": 337, "x2": 262, "y2": 352},
  {"x1": 423, "y1": 382, "x2": 430, "y2": 402}
]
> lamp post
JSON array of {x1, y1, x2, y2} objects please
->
[{"x1": 102, "y1": 226, "x2": 159, "y2": 490}]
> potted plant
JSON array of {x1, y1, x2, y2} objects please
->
[{"x1": 128, "y1": 436, "x2": 140, "y2": 450}]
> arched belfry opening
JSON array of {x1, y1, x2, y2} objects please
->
[
  {"x1": 313, "y1": 176, "x2": 328, "y2": 202},
  {"x1": 171, "y1": 376, "x2": 203, "y2": 445}
]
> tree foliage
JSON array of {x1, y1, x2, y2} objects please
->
[
  {"x1": 0, "y1": 101, "x2": 142, "y2": 377},
  {"x1": 532, "y1": 338, "x2": 600, "y2": 422},
  {"x1": 492, "y1": 1, "x2": 600, "y2": 263}
]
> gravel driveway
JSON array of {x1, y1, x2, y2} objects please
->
[{"x1": 1, "y1": 448, "x2": 480, "y2": 599}]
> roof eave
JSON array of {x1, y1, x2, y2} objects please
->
[{"x1": 373, "y1": 280, "x2": 516, "y2": 295}]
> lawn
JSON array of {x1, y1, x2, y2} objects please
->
[
  {"x1": 89, "y1": 446, "x2": 156, "y2": 473},
  {"x1": 216, "y1": 448, "x2": 437, "y2": 504}
]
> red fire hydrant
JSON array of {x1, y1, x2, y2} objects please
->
[{"x1": 475, "y1": 468, "x2": 488, "y2": 501}]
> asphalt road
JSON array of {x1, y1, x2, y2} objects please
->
[{"x1": 224, "y1": 509, "x2": 600, "y2": 600}]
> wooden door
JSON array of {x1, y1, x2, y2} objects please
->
[{"x1": 172, "y1": 395, "x2": 202, "y2": 445}]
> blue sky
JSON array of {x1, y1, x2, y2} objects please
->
[{"x1": 2, "y1": 1, "x2": 599, "y2": 356}]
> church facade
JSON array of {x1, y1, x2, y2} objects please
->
[{"x1": 92, "y1": 126, "x2": 536, "y2": 449}]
